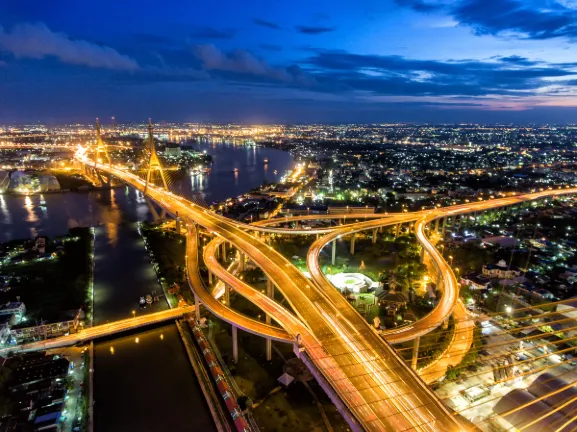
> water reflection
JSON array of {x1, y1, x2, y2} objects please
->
[
  {"x1": 0, "y1": 195, "x2": 11, "y2": 225},
  {"x1": 0, "y1": 142, "x2": 294, "y2": 242},
  {"x1": 24, "y1": 195, "x2": 39, "y2": 226}
]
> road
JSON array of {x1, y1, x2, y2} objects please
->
[
  {"x1": 186, "y1": 224, "x2": 292, "y2": 343},
  {"x1": 77, "y1": 156, "x2": 463, "y2": 432},
  {"x1": 0, "y1": 306, "x2": 194, "y2": 354}
]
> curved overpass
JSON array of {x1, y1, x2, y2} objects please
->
[
  {"x1": 185, "y1": 224, "x2": 292, "y2": 343},
  {"x1": 307, "y1": 188, "x2": 577, "y2": 346},
  {"x1": 79, "y1": 158, "x2": 463, "y2": 432},
  {"x1": 249, "y1": 213, "x2": 393, "y2": 234}
]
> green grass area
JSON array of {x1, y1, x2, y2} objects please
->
[
  {"x1": 139, "y1": 223, "x2": 192, "y2": 306},
  {"x1": 0, "y1": 227, "x2": 92, "y2": 321},
  {"x1": 209, "y1": 318, "x2": 349, "y2": 432}
]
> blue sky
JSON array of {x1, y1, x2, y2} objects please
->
[{"x1": 1, "y1": 0, "x2": 577, "y2": 123}]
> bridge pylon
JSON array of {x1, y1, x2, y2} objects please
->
[
  {"x1": 144, "y1": 119, "x2": 169, "y2": 194},
  {"x1": 87, "y1": 119, "x2": 112, "y2": 187},
  {"x1": 94, "y1": 118, "x2": 111, "y2": 167}
]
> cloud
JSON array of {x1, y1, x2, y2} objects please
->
[
  {"x1": 453, "y1": 0, "x2": 577, "y2": 39},
  {"x1": 192, "y1": 44, "x2": 315, "y2": 85},
  {"x1": 295, "y1": 26, "x2": 335, "y2": 34},
  {"x1": 253, "y1": 18, "x2": 282, "y2": 30},
  {"x1": 305, "y1": 50, "x2": 577, "y2": 97},
  {"x1": 495, "y1": 55, "x2": 540, "y2": 66},
  {"x1": 396, "y1": 0, "x2": 577, "y2": 40},
  {"x1": 0, "y1": 23, "x2": 138, "y2": 70},
  {"x1": 394, "y1": 0, "x2": 443, "y2": 12},
  {"x1": 190, "y1": 27, "x2": 236, "y2": 40}
]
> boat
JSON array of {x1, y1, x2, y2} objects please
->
[
  {"x1": 264, "y1": 158, "x2": 269, "y2": 164},
  {"x1": 232, "y1": 168, "x2": 239, "y2": 173},
  {"x1": 139, "y1": 296, "x2": 146, "y2": 306},
  {"x1": 273, "y1": 170, "x2": 278, "y2": 175}
]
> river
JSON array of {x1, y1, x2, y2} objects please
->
[{"x1": 0, "y1": 143, "x2": 294, "y2": 431}]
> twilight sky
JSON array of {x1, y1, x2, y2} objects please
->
[{"x1": 2, "y1": 0, "x2": 577, "y2": 124}]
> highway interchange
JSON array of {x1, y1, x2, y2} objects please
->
[{"x1": 8, "y1": 143, "x2": 577, "y2": 432}]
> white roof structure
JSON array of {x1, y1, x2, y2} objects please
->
[{"x1": 277, "y1": 372, "x2": 294, "y2": 387}]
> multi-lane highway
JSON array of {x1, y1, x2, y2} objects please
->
[
  {"x1": 76, "y1": 155, "x2": 464, "y2": 432},
  {"x1": 74, "y1": 143, "x2": 577, "y2": 432}
]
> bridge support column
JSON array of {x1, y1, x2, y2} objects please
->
[
  {"x1": 441, "y1": 217, "x2": 447, "y2": 236},
  {"x1": 456, "y1": 215, "x2": 462, "y2": 231},
  {"x1": 194, "y1": 294, "x2": 201, "y2": 321},
  {"x1": 372, "y1": 228, "x2": 378, "y2": 244},
  {"x1": 224, "y1": 284, "x2": 230, "y2": 305},
  {"x1": 434, "y1": 218, "x2": 440, "y2": 233},
  {"x1": 350, "y1": 234, "x2": 356, "y2": 256},
  {"x1": 411, "y1": 336, "x2": 420, "y2": 370},
  {"x1": 238, "y1": 252, "x2": 245, "y2": 272},
  {"x1": 265, "y1": 277, "x2": 274, "y2": 361},
  {"x1": 208, "y1": 270, "x2": 213, "y2": 285},
  {"x1": 175, "y1": 217, "x2": 181, "y2": 234},
  {"x1": 232, "y1": 325, "x2": 239, "y2": 364},
  {"x1": 395, "y1": 223, "x2": 400, "y2": 238},
  {"x1": 332, "y1": 239, "x2": 337, "y2": 266},
  {"x1": 146, "y1": 198, "x2": 162, "y2": 221},
  {"x1": 222, "y1": 242, "x2": 227, "y2": 261}
]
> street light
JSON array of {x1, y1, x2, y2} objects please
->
[
  {"x1": 448, "y1": 255, "x2": 453, "y2": 265},
  {"x1": 506, "y1": 306, "x2": 512, "y2": 314},
  {"x1": 131, "y1": 310, "x2": 136, "y2": 318}
]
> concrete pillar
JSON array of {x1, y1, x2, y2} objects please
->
[
  {"x1": 395, "y1": 224, "x2": 401, "y2": 237},
  {"x1": 194, "y1": 294, "x2": 201, "y2": 321},
  {"x1": 232, "y1": 325, "x2": 238, "y2": 364},
  {"x1": 265, "y1": 338, "x2": 272, "y2": 361},
  {"x1": 411, "y1": 336, "x2": 420, "y2": 370},
  {"x1": 332, "y1": 239, "x2": 337, "y2": 266},
  {"x1": 224, "y1": 284, "x2": 230, "y2": 305},
  {"x1": 175, "y1": 217, "x2": 181, "y2": 234},
  {"x1": 265, "y1": 276, "x2": 274, "y2": 361},
  {"x1": 441, "y1": 217, "x2": 447, "y2": 235},
  {"x1": 350, "y1": 234, "x2": 356, "y2": 255},
  {"x1": 208, "y1": 270, "x2": 213, "y2": 285},
  {"x1": 434, "y1": 218, "x2": 440, "y2": 233},
  {"x1": 222, "y1": 242, "x2": 227, "y2": 261},
  {"x1": 238, "y1": 251, "x2": 245, "y2": 272},
  {"x1": 267, "y1": 278, "x2": 275, "y2": 298},
  {"x1": 372, "y1": 228, "x2": 378, "y2": 244}
]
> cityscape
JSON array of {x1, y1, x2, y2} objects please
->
[{"x1": 3, "y1": 1, "x2": 577, "y2": 432}]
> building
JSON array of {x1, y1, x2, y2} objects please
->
[
  {"x1": 377, "y1": 288, "x2": 408, "y2": 309},
  {"x1": 10, "y1": 309, "x2": 82, "y2": 343},
  {"x1": 164, "y1": 145, "x2": 182, "y2": 157},
  {"x1": 0, "y1": 301, "x2": 26, "y2": 322},
  {"x1": 461, "y1": 273, "x2": 491, "y2": 290},
  {"x1": 482, "y1": 260, "x2": 521, "y2": 279}
]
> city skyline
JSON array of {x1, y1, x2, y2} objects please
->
[{"x1": 2, "y1": 0, "x2": 577, "y2": 123}]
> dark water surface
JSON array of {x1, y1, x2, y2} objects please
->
[{"x1": 93, "y1": 324, "x2": 216, "y2": 432}]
